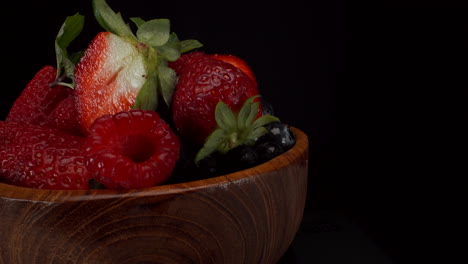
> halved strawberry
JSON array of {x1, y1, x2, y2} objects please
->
[
  {"x1": 74, "y1": 0, "x2": 202, "y2": 133},
  {"x1": 74, "y1": 31, "x2": 147, "y2": 132}
]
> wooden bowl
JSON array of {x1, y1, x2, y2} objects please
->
[{"x1": 0, "y1": 127, "x2": 308, "y2": 264}]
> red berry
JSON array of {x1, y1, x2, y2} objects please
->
[
  {"x1": 169, "y1": 52, "x2": 262, "y2": 148},
  {"x1": 84, "y1": 110, "x2": 180, "y2": 189},
  {"x1": 45, "y1": 96, "x2": 82, "y2": 136},
  {"x1": 74, "y1": 1, "x2": 201, "y2": 134},
  {"x1": 74, "y1": 32, "x2": 148, "y2": 133},
  {"x1": 0, "y1": 121, "x2": 91, "y2": 190},
  {"x1": 210, "y1": 54, "x2": 257, "y2": 85},
  {"x1": 169, "y1": 51, "x2": 205, "y2": 75},
  {"x1": 6, "y1": 65, "x2": 81, "y2": 135}
]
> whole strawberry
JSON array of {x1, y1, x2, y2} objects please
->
[
  {"x1": 0, "y1": 121, "x2": 92, "y2": 190},
  {"x1": 74, "y1": 0, "x2": 201, "y2": 133},
  {"x1": 169, "y1": 52, "x2": 262, "y2": 148},
  {"x1": 6, "y1": 66, "x2": 81, "y2": 135},
  {"x1": 6, "y1": 14, "x2": 85, "y2": 135},
  {"x1": 210, "y1": 54, "x2": 257, "y2": 86},
  {"x1": 84, "y1": 110, "x2": 180, "y2": 189}
]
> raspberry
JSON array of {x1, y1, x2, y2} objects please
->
[
  {"x1": 84, "y1": 110, "x2": 180, "y2": 189},
  {"x1": 0, "y1": 121, "x2": 91, "y2": 190}
]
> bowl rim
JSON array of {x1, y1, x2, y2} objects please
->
[{"x1": 0, "y1": 127, "x2": 308, "y2": 202}]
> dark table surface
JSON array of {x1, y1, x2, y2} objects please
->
[{"x1": 277, "y1": 211, "x2": 394, "y2": 264}]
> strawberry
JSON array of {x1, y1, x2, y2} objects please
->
[
  {"x1": 170, "y1": 52, "x2": 257, "y2": 84},
  {"x1": 6, "y1": 14, "x2": 85, "y2": 135},
  {"x1": 194, "y1": 96, "x2": 279, "y2": 164},
  {"x1": 6, "y1": 66, "x2": 81, "y2": 136},
  {"x1": 44, "y1": 96, "x2": 81, "y2": 135},
  {"x1": 169, "y1": 52, "x2": 265, "y2": 149},
  {"x1": 74, "y1": 31, "x2": 144, "y2": 132},
  {"x1": 6, "y1": 66, "x2": 73, "y2": 126},
  {"x1": 84, "y1": 110, "x2": 180, "y2": 189},
  {"x1": 0, "y1": 121, "x2": 92, "y2": 190},
  {"x1": 74, "y1": 0, "x2": 202, "y2": 133},
  {"x1": 210, "y1": 54, "x2": 257, "y2": 85}
]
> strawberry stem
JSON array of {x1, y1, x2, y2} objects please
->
[
  {"x1": 229, "y1": 133, "x2": 239, "y2": 149},
  {"x1": 49, "y1": 74, "x2": 74, "y2": 89}
]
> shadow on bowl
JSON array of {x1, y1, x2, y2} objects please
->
[{"x1": 0, "y1": 127, "x2": 308, "y2": 264}]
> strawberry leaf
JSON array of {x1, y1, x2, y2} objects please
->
[
  {"x1": 215, "y1": 101, "x2": 236, "y2": 131},
  {"x1": 130, "y1": 17, "x2": 146, "y2": 28},
  {"x1": 69, "y1": 51, "x2": 84, "y2": 65},
  {"x1": 237, "y1": 95, "x2": 260, "y2": 130},
  {"x1": 195, "y1": 129, "x2": 226, "y2": 164},
  {"x1": 181, "y1": 39, "x2": 204, "y2": 53},
  {"x1": 137, "y1": 19, "x2": 170, "y2": 47},
  {"x1": 93, "y1": 0, "x2": 134, "y2": 38},
  {"x1": 251, "y1": 114, "x2": 280, "y2": 130},
  {"x1": 56, "y1": 13, "x2": 84, "y2": 51},
  {"x1": 133, "y1": 72, "x2": 158, "y2": 110},
  {"x1": 133, "y1": 52, "x2": 159, "y2": 110},
  {"x1": 158, "y1": 63, "x2": 177, "y2": 106},
  {"x1": 54, "y1": 13, "x2": 84, "y2": 88},
  {"x1": 156, "y1": 33, "x2": 181, "y2": 62},
  {"x1": 195, "y1": 96, "x2": 280, "y2": 164}
]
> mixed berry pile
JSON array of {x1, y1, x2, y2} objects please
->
[{"x1": 0, "y1": 0, "x2": 295, "y2": 190}]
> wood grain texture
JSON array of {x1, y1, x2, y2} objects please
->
[{"x1": 0, "y1": 127, "x2": 308, "y2": 264}]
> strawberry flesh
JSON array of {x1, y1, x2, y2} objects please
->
[{"x1": 74, "y1": 32, "x2": 147, "y2": 133}]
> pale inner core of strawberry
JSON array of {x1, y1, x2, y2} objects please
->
[{"x1": 75, "y1": 33, "x2": 147, "y2": 131}]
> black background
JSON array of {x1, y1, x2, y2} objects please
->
[{"x1": 0, "y1": 0, "x2": 458, "y2": 263}]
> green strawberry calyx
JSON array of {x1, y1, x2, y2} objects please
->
[
  {"x1": 195, "y1": 96, "x2": 280, "y2": 164},
  {"x1": 93, "y1": 0, "x2": 203, "y2": 111},
  {"x1": 51, "y1": 13, "x2": 85, "y2": 88}
]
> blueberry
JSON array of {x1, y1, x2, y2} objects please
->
[
  {"x1": 195, "y1": 144, "x2": 262, "y2": 176},
  {"x1": 197, "y1": 151, "x2": 236, "y2": 176},
  {"x1": 261, "y1": 97, "x2": 275, "y2": 116},
  {"x1": 229, "y1": 145, "x2": 259, "y2": 170},
  {"x1": 255, "y1": 141, "x2": 285, "y2": 163},
  {"x1": 193, "y1": 122, "x2": 296, "y2": 176},
  {"x1": 258, "y1": 121, "x2": 296, "y2": 151},
  {"x1": 197, "y1": 154, "x2": 219, "y2": 175},
  {"x1": 175, "y1": 144, "x2": 196, "y2": 170}
]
